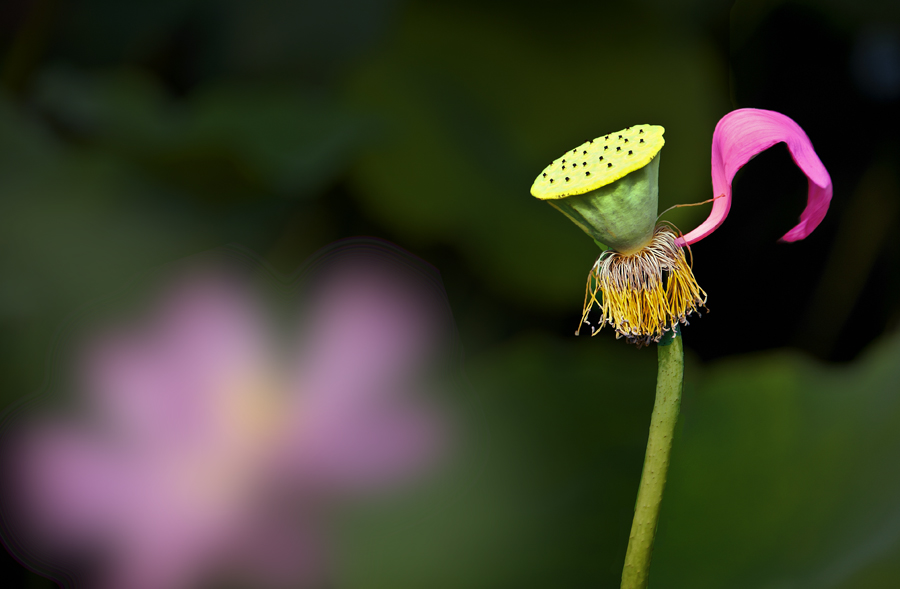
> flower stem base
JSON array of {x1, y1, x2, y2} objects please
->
[{"x1": 578, "y1": 225, "x2": 706, "y2": 347}]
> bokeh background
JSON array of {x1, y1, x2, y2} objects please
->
[{"x1": 1, "y1": 0, "x2": 900, "y2": 587}]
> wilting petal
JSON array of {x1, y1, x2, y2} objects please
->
[{"x1": 678, "y1": 108, "x2": 832, "y2": 246}]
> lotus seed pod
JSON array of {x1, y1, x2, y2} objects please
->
[{"x1": 531, "y1": 125, "x2": 665, "y2": 254}]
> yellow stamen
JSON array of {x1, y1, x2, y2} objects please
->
[{"x1": 577, "y1": 225, "x2": 707, "y2": 347}]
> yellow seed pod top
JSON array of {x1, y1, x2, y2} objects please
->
[{"x1": 530, "y1": 125, "x2": 665, "y2": 200}]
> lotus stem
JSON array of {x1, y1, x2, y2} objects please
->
[{"x1": 620, "y1": 327, "x2": 683, "y2": 589}]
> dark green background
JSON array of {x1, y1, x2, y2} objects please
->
[{"x1": 1, "y1": 0, "x2": 899, "y2": 587}]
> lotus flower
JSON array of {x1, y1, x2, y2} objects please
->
[
  {"x1": 3, "y1": 250, "x2": 449, "y2": 589},
  {"x1": 531, "y1": 108, "x2": 831, "y2": 345},
  {"x1": 677, "y1": 108, "x2": 833, "y2": 246}
]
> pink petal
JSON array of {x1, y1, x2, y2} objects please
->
[
  {"x1": 278, "y1": 403, "x2": 444, "y2": 491},
  {"x1": 97, "y1": 530, "x2": 224, "y2": 589},
  {"x1": 96, "y1": 464, "x2": 249, "y2": 589},
  {"x1": 292, "y1": 255, "x2": 445, "y2": 411},
  {"x1": 221, "y1": 517, "x2": 328, "y2": 588},
  {"x1": 9, "y1": 423, "x2": 126, "y2": 545},
  {"x1": 677, "y1": 108, "x2": 832, "y2": 246},
  {"x1": 275, "y1": 254, "x2": 449, "y2": 489},
  {"x1": 81, "y1": 276, "x2": 271, "y2": 447}
]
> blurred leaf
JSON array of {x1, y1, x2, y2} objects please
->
[
  {"x1": 48, "y1": 0, "x2": 405, "y2": 82},
  {"x1": 337, "y1": 329, "x2": 900, "y2": 589},
  {"x1": 219, "y1": 0, "x2": 403, "y2": 76},
  {"x1": 339, "y1": 333, "x2": 656, "y2": 589},
  {"x1": 52, "y1": 0, "x2": 201, "y2": 65},
  {"x1": 656, "y1": 331, "x2": 900, "y2": 589},
  {"x1": 33, "y1": 66, "x2": 370, "y2": 198},
  {"x1": 0, "y1": 92, "x2": 212, "y2": 396},
  {"x1": 187, "y1": 82, "x2": 366, "y2": 196}
]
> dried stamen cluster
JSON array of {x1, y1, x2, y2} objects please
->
[{"x1": 578, "y1": 225, "x2": 707, "y2": 347}]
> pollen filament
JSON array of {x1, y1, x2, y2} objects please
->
[{"x1": 577, "y1": 225, "x2": 707, "y2": 347}]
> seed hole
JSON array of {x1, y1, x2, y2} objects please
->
[
  {"x1": 550, "y1": 179, "x2": 554, "y2": 183},
  {"x1": 640, "y1": 138, "x2": 644, "y2": 143},
  {"x1": 599, "y1": 156, "x2": 604, "y2": 161},
  {"x1": 628, "y1": 150, "x2": 633, "y2": 155},
  {"x1": 624, "y1": 138, "x2": 629, "y2": 143},
  {"x1": 565, "y1": 177, "x2": 570, "y2": 182},
  {"x1": 616, "y1": 147, "x2": 621, "y2": 152},
  {"x1": 607, "y1": 163, "x2": 612, "y2": 168},
  {"x1": 585, "y1": 171, "x2": 591, "y2": 176}
]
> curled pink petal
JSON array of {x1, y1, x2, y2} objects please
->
[{"x1": 677, "y1": 108, "x2": 832, "y2": 246}]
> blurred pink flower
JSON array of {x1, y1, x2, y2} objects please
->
[
  {"x1": 677, "y1": 108, "x2": 833, "y2": 246},
  {"x1": 8, "y1": 254, "x2": 448, "y2": 589}
]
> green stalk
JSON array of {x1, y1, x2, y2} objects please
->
[{"x1": 620, "y1": 328, "x2": 684, "y2": 589}]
